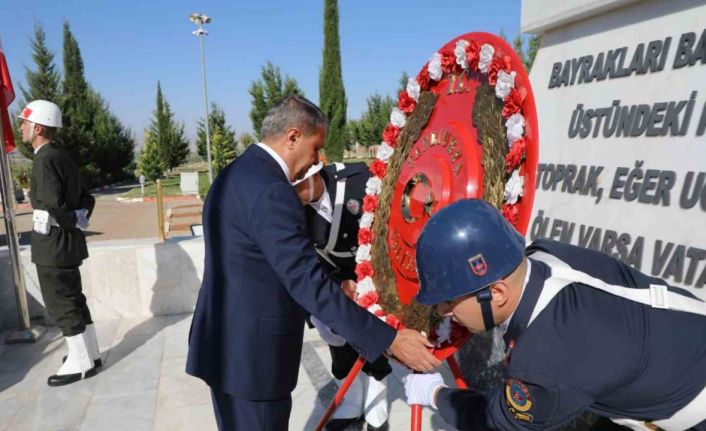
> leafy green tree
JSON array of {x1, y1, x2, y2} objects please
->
[
  {"x1": 249, "y1": 62, "x2": 303, "y2": 139},
  {"x1": 319, "y1": 0, "x2": 347, "y2": 162},
  {"x1": 398, "y1": 71, "x2": 410, "y2": 95},
  {"x1": 354, "y1": 94, "x2": 394, "y2": 147},
  {"x1": 238, "y1": 132, "x2": 255, "y2": 155},
  {"x1": 148, "y1": 82, "x2": 189, "y2": 171},
  {"x1": 196, "y1": 103, "x2": 236, "y2": 161},
  {"x1": 137, "y1": 130, "x2": 164, "y2": 181},
  {"x1": 525, "y1": 35, "x2": 542, "y2": 72},
  {"x1": 58, "y1": 21, "x2": 134, "y2": 186},
  {"x1": 210, "y1": 126, "x2": 236, "y2": 175},
  {"x1": 512, "y1": 34, "x2": 527, "y2": 72}
]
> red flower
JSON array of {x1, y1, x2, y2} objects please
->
[
  {"x1": 363, "y1": 195, "x2": 379, "y2": 213},
  {"x1": 383, "y1": 124, "x2": 400, "y2": 147},
  {"x1": 369, "y1": 160, "x2": 387, "y2": 179},
  {"x1": 357, "y1": 292, "x2": 379, "y2": 308},
  {"x1": 465, "y1": 40, "x2": 480, "y2": 71},
  {"x1": 356, "y1": 261, "x2": 374, "y2": 280},
  {"x1": 488, "y1": 56, "x2": 504, "y2": 86},
  {"x1": 502, "y1": 87, "x2": 526, "y2": 118},
  {"x1": 505, "y1": 137, "x2": 527, "y2": 173},
  {"x1": 417, "y1": 64, "x2": 431, "y2": 90},
  {"x1": 385, "y1": 314, "x2": 402, "y2": 329},
  {"x1": 502, "y1": 203, "x2": 519, "y2": 226},
  {"x1": 398, "y1": 91, "x2": 416, "y2": 113},
  {"x1": 440, "y1": 47, "x2": 456, "y2": 73},
  {"x1": 358, "y1": 228, "x2": 374, "y2": 245},
  {"x1": 374, "y1": 309, "x2": 386, "y2": 317}
]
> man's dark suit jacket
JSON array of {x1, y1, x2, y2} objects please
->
[
  {"x1": 186, "y1": 145, "x2": 396, "y2": 401},
  {"x1": 30, "y1": 142, "x2": 95, "y2": 267}
]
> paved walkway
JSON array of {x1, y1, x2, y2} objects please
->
[
  {"x1": 0, "y1": 182, "x2": 203, "y2": 247},
  {"x1": 0, "y1": 316, "x2": 455, "y2": 431}
]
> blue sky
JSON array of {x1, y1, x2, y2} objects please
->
[{"x1": 1, "y1": 0, "x2": 523, "y2": 146}]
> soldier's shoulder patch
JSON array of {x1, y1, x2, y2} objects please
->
[{"x1": 505, "y1": 378, "x2": 534, "y2": 423}]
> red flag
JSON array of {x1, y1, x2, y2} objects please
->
[{"x1": 0, "y1": 38, "x2": 16, "y2": 153}]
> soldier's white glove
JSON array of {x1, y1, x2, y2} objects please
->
[
  {"x1": 74, "y1": 209, "x2": 89, "y2": 230},
  {"x1": 310, "y1": 315, "x2": 346, "y2": 347},
  {"x1": 404, "y1": 372, "x2": 446, "y2": 409}
]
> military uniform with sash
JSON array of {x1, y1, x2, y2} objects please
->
[{"x1": 305, "y1": 162, "x2": 391, "y2": 430}]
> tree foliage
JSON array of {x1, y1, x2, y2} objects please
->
[
  {"x1": 137, "y1": 130, "x2": 164, "y2": 182},
  {"x1": 196, "y1": 103, "x2": 236, "y2": 161},
  {"x1": 248, "y1": 62, "x2": 303, "y2": 139},
  {"x1": 319, "y1": 0, "x2": 347, "y2": 162},
  {"x1": 147, "y1": 82, "x2": 189, "y2": 172}
]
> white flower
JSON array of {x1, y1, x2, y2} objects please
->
[
  {"x1": 495, "y1": 70, "x2": 516, "y2": 100},
  {"x1": 427, "y1": 52, "x2": 443, "y2": 81},
  {"x1": 435, "y1": 316, "x2": 452, "y2": 346},
  {"x1": 406, "y1": 77, "x2": 421, "y2": 102},
  {"x1": 478, "y1": 43, "x2": 495, "y2": 73},
  {"x1": 390, "y1": 107, "x2": 406, "y2": 128},
  {"x1": 454, "y1": 39, "x2": 469, "y2": 69},
  {"x1": 368, "y1": 304, "x2": 383, "y2": 316},
  {"x1": 504, "y1": 170, "x2": 525, "y2": 204},
  {"x1": 360, "y1": 212, "x2": 374, "y2": 229},
  {"x1": 365, "y1": 176, "x2": 383, "y2": 195},
  {"x1": 376, "y1": 142, "x2": 395, "y2": 162},
  {"x1": 505, "y1": 113, "x2": 525, "y2": 145},
  {"x1": 356, "y1": 277, "x2": 376, "y2": 296},
  {"x1": 355, "y1": 244, "x2": 372, "y2": 263}
]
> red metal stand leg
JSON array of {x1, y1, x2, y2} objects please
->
[
  {"x1": 446, "y1": 355, "x2": 468, "y2": 389},
  {"x1": 315, "y1": 357, "x2": 366, "y2": 431},
  {"x1": 410, "y1": 404, "x2": 423, "y2": 431}
]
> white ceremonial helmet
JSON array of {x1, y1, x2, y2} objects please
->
[
  {"x1": 17, "y1": 100, "x2": 63, "y2": 128},
  {"x1": 292, "y1": 161, "x2": 324, "y2": 186}
]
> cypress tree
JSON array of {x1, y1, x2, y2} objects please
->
[
  {"x1": 525, "y1": 35, "x2": 542, "y2": 72},
  {"x1": 196, "y1": 103, "x2": 235, "y2": 161},
  {"x1": 512, "y1": 34, "x2": 527, "y2": 72},
  {"x1": 137, "y1": 130, "x2": 164, "y2": 182},
  {"x1": 209, "y1": 125, "x2": 236, "y2": 175},
  {"x1": 149, "y1": 82, "x2": 189, "y2": 172},
  {"x1": 248, "y1": 61, "x2": 303, "y2": 139},
  {"x1": 319, "y1": 0, "x2": 347, "y2": 162},
  {"x1": 237, "y1": 132, "x2": 255, "y2": 155}
]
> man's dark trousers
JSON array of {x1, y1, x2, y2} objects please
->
[
  {"x1": 36, "y1": 264, "x2": 92, "y2": 336},
  {"x1": 210, "y1": 389, "x2": 291, "y2": 430}
]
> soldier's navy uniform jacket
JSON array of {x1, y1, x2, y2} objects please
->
[
  {"x1": 305, "y1": 162, "x2": 392, "y2": 381},
  {"x1": 435, "y1": 239, "x2": 706, "y2": 431}
]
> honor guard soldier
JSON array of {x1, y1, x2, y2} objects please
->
[
  {"x1": 404, "y1": 199, "x2": 706, "y2": 431},
  {"x1": 18, "y1": 100, "x2": 101, "y2": 386},
  {"x1": 294, "y1": 161, "x2": 391, "y2": 431}
]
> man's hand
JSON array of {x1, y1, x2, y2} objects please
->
[
  {"x1": 341, "y1": 279, "x2": 357, "y2": 301},
  {"x1": 404, "y1": 373, "x2": 446, "y2": 408},
  {"x1": 389, "y1": 329, "x2": 441, "y2": 372}
]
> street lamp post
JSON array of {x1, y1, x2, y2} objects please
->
[{"x1": 189, "y1": 13, "x2": 213, "y2": 184}]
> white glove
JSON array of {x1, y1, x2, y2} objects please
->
[
  {"x1": 404, "y1": 372, "x2": 446, "y2": 409},
  {"x1": 310, "y1": 315, "x2": 346, "y2": 347},
  {"x1": 32, "y1": 210, "x2": 51, "y2": 235},
  {"x1": 74, "y1": 209, "x2": 89, "y2": 230}
]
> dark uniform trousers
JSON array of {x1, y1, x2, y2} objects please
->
[
  {"x1": 36, "y1": 264, "x2": 92, "y2": 337},
  {"x1": 307, "y1": 163, "x2": 392, "y2": 383},
  {"x1": 30, "y1": 143, "x2": 95, "y2": 336}
]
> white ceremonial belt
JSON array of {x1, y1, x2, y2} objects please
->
[{"x1": 652, "y1": 382, "x2": 706, "y2": 431}]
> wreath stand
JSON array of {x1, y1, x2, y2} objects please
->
[{"x1": 315, "y1": 353, "x2": 469, "y2": 431}]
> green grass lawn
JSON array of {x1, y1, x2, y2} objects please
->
[{"x1": 122, "y1": 171, "x2": 211, "y2": 198}]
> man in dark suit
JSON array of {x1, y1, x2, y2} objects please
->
[
  {"x1": 294, "y1": 161, "x2": 392, "y2": 430},
  {"x1": 18, "y1": 100, "x2": 99, "y2": 387},
  {"x1": 187, "y1": 96, "x2": 440, "y2": 430}
]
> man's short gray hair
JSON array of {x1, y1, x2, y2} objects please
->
[{"x1": 260, "y1": 95, "x2": 328, "y2": 141}]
